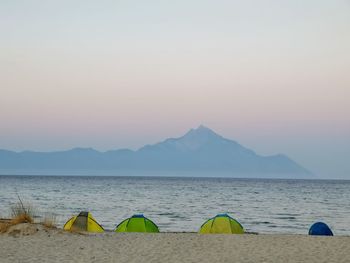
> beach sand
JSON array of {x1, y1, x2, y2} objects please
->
[{"x1": 0, "y1": 224, "x2": 349, "y2": 263}]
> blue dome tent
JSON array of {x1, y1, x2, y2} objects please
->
[{"x1": 308, "y1": 222, "x2": 333, "y2": 236}]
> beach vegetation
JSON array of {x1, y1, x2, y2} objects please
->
[
  {"x1": 10, "y1": 194, "x2": 35, "y2": 223},
  {"x1": 41, "y1": 212, "x2": 57, "y2": 229}
]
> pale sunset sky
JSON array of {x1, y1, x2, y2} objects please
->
[{"x1": 0, "y1": 0, "x2": 349, "y2": 178}]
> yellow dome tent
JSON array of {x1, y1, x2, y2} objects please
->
[
  {"x1": 199, "y1": 214, "x2": 244, "y2": 234},
  {"x1": 64, "y1": 211, "x2": 104, "y2": 233}
]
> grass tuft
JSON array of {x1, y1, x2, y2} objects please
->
[
  {"x1": 0, "y1": 194, "x2": 36, "y2": 233},
  {"x1": 41, "y1": 213, "x2": 57, "y2": 228},
  {"x1": 0, "y1": 195, "x2": 60, "y2": 234},
  {"x1": 10, "y1": 198, "x2": 36, "y2": 220},
  {"x1": 0, "y1": 214, "x2": 34, "y2": 233},
  {"x1": 10, "y1": 213, "x2": 33, "y2": 225}
]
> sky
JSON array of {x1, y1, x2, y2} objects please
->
[{"x1": 0, "y1": 0, "x2": 349, "y2": 178}]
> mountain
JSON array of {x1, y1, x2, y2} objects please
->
[{"x1": 0, "y1": 125, "x2": 312, "y2": 178}]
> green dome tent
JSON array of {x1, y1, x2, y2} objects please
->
[
  {"x1": 199, "y1": 214, "x2": 244, "y2": 234},
  {"x1": 115, "y1": 214, "x2": 159, "y2": 233},
  {"x1": 64, "y1": 211, "x2": 104, "y2": 233}
]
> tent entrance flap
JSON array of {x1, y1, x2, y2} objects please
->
[{"x1": 72, "y1": 213, "x2": 88, "y2": 231}]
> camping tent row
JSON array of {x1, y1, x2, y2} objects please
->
[
  {"x1": 63, "y1": 212, "x2": 334, "y2": 236},
  {"x1": 63, "y1": 212, "x2": 242, "y2": 234}
]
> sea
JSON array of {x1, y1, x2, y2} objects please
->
[{"x1": 0, "y1": 175, "x2": 349, "y2": 235}]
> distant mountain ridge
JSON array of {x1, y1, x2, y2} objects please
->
[{"x1": 0, "y1": 125, "x2": 312, "y2": 178}]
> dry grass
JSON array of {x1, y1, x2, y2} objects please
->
[
  {"x1": 41, "y1": 213, "x2": 57, "y2": 229},
  {"x1": 1, "y1": 195, "x2": 58, "y2": 234},
  {"x1": 0, "y1": 195, "x2": 36, "y2": 233},
  {"x1": 0, "y1": 219, "x2": 11, "y2": 233},
  {"x1": 0, "y1": 213, "x2": 34, "y2": 234},
  {"x1": 11, "y1": 202, "x2": 35, "y2": 220},
  {"x1": 10, "y1": 213, "x2": 33, "y2": 224},
  {"x1": 0, "y1": 215, "x2": 33, "y2": 233}
]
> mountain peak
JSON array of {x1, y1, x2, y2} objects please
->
[
  {"x1": 139, "y1": 125, "x2": 224, "y2": 152},
  {"x1": 157, "y1": 125, "x2": 225, "y2": 151},
  {"x1": 185, "y1": 125, "x2": 221, "y2": 138},
  {"x1": 197, "y1": 124, "x2": 210, "y2": 131}
]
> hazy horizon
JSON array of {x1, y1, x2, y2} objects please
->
[{"x1": 1, "y1": 1, "x2": 349, "y2": 178}]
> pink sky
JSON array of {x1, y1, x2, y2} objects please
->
[{"x1": 0, "y1": 0, "x2": 349, "y2": 178}]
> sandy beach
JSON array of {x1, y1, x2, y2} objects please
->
[{"x1": 0, "y1": 224, "x2": 349, "y2": 263}]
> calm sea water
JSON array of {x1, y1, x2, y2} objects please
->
[{"x1": 0, "y1": 175, "x2": 349, "y2": 235}]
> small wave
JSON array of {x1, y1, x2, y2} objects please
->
[
  {"x1": 251, "y1": 221, "x2": 272, "y2": 225},
  {"x1": 276, "y1": 216, "x2": 297, "y2": 220}
]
